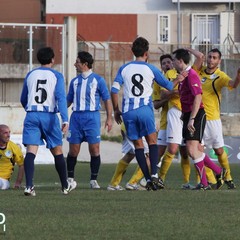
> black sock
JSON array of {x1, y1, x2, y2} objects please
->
[
  {"x1": 66, "y1": 154, "x2": 77, "y2": 178},
  {"x1": 135, "y1": 148, "x2": 151, "y2": 181},
  {"x1": 90, "y1": 155, "x2": 101, "y2": 180},
  {"x1": 24, "y1": 152, "x2": 36, "y2": 188},
  {"x1": 54, "y1": 154, "x2": 68, "y2": 189},
  {"x1": 149, "y1": 144, "x2": 158, "y2": 176}
]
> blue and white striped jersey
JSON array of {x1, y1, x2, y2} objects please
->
[
  {"x1": 67, "y1": 70, "x2": 110, "y2": 111},
  {"x1": 111, "y1": 61, "x2": 174, "y2": 113},
  {"x1": 20, "y1": 67, "x2": 68, "y2": 123}
]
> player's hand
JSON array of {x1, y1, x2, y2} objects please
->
[
  {"x1": 187, "y1": 119, "x2": 195, "y2": 136},
  {"x1": 105, "y1": 118, "x2": 113, "y2": 132},
  {"x1": 62, "y1": 122, "x2": 69, "y2": 135},
  {"x1": 114, "y1": 110, "x2": 122, "y2": 124},
  {"x1": 14, "y1": 182, "x2": 21, "y2": 189},
  {"x1": 178, "y1": 71, "x2": 188, "y2": 82}
]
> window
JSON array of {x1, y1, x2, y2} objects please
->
[
  {"x1": 191, "y1": 14, "x2": 220, "y2": 45},
  {"x1": 158, "y1": 15, "x2": 170, "y2": 43}
]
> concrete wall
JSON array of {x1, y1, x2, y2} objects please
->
[{"x1": 1, "y1": 106, "x2": 240, "y2": 137}]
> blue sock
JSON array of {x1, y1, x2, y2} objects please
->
[
  {"x1": 90, "y1": 155, "x2": 101, "y2": 180},
  {"x1": 149, "y1": 144, "x2": 158, "y2": 176},
  {"x1": 54, "y1": 154, "x2": 68, "y2": 189},
  {"x1": 135, "y1": 148, "x2": 151, "y2": 181},
  {"x1": 24, "y1": 152, "x2": 36, "y2": 188},
  {"x1": 66, "y1": 154, "x2": 77, "y2": 178}
]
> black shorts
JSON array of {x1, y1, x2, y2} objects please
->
[{"x1": 182, "y1": 108, "x2": 206, "y2": 143}]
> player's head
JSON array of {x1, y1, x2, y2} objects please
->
[
  {"x1": 37, "y1": 47, "x2": 55, "y2": 65},
  {"x1": 131, "y1": 37, "x2": 149, "y2": 58},
  {"x1": 208, "y1": 48, "x2": 222, "y2": 59},
  {"x1": 76, "y1": 51, "x2": 94, "y2": 69},
  {"x1": 160, "y1": 54, "x2": 173, "y2": 73},
  {"x1": 0, "y1": 124, "x2": 10, "y2": 145},
  {"x1": 207, "y1": 48, "x2": 222, "y2": 71},
  {"x1": 172, "y1": 48, "x2": 190, "y2": 72}
]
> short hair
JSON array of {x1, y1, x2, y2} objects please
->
[
  {"x1": 208, "y1": 48, "x2": 222, "y2": 59},
  {"x1": 77, "y1": 51, "x2": 94, "y2": 69},
  {"x1": 160, "y1": 54, "x2": 173, "y2": 64},
  {"x1": 37, "y1": 47, "x2": 54, "y2": 65},
  {"x1": 172, "y1": 48, "x2": 191, "y2": 65},
  {"x1": 131, "y1": 37, "x2": 149, "y2": 58}
]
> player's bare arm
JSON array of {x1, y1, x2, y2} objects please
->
[
  {"x1": 104, "y1": 99, "x2": 113, "y2": 132},
  {"x1": 172, "y1": 71, "x2": 188, "y2": 87},
  {"x1": 14, "y1": 165, "x2": 24, "y2": 189},
  {"x1": 229, "y1": 67, "x2": 240, "y2": 88},
  {"x1": 185, "y1": 48, "x2": 205, "y2": 70},
  {"x1": 111, "y1": 92, "x2": 122, "y2": 124}
]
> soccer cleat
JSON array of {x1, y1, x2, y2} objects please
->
[
  {"x1": 146, "y1": 181, "x2": 158, "y2": 191},
  {"x1": 158, "y1": 178, "x2": 165, "y2": 189},
  {"x1": 192, "y1": 183, "x2": 212, "y2": 191},
  {"x1": 152, "y1": 176, "x2": 165, "y2": 189},
  {"x1": 181, "y1": 183, "x2": 195, "y2": 190},
  {"x1": 139, "y1": 178, "x2": 147, "y2": 188},
  {"x1": 67, "y1": 178, "x2": 77, "y2": 191},
  {"x1": 216, "y1": 168, "x2": 227, "y2": 190},
  {"x1": 90, "y1": 180, "x2": 101, "y2": 189},
  {"x1": 107, "y1": 185, "x2": 124, "y2": 191},
  {"x1": 225, "y1": 180, "x2": 236, "y2": 189},
  {"x1": 24, "y1": 186, "x2": 36, "y2": 196},
  {"x1": 125, "y1": 183, "x2": 140, "y2": 190},
  {"x1": 62, "y1": 179, "x2": 77, "y2": 195}
]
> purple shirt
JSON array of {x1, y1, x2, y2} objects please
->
[{"x1": 178, "y1": 68, "x2": 204, "y2": 113}]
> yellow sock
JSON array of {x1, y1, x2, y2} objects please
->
[
  {"x1": 218, "y1": 151, "x2": 232, "y2": 181},
  {"x1": 110, "y1": 159, "x2": 129, "y2": 186},
  {"x1": 196, "y1": 168, "x2": 200, "y2": 184},
  {"x1": 205, "y1": 167, "x2": 217, "y2": 184},
  {"x1": 181, "y1": 157, "x2": 190, "y2": 183},
  {"x1": 159, "y1": 151, "x2": 175, "y2": 181},
  {"x1": 128, "y1": 165, "x2": 144, "y2": 185}
]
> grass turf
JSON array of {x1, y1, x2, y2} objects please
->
[{"x1": 0, "y1": 162, "x2": 240, "y2": 240}]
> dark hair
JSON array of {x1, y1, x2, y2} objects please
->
[
  {"x1": 37, "y1": 47, "x2": 54, "y2": 65},
  {"x1": 77, "y1": 51, "x2": 94, "y2": 69},
  {"x1": 172, "y1": 48, "x2": 190, "y2": 65},
  {"x1": 208, "y1": 48, "x2": 222, "y2": 59},
  {"x1": 160, "y1": 54, "x2": 173, "y2": 64},
  {"x1": 131, "y1": 37, "x2": 149, "y2": 57}
]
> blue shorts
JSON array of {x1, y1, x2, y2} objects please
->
[
  {"x1": 122, "y1": 106, "x2": 156, "y2": 141},
  {"x1": 67, "y1": 111, "x2": 101, "y2": 144},
  {"x1": 22, "y1": 112, "x2": 62, "y2": 149}
]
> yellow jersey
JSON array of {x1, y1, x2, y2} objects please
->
[
  {"x1": 152, "y1": 81, "x2": 168, "y2": 130},
  {"x1": 0, "y1": 141, "x2": 24, "y2": 180},
  {"x1": 193, "y1": 65, "x2": 231, "y2": 120},
  {"x1": 165, "y1": 69, "x2": 182, "y2": 111}
]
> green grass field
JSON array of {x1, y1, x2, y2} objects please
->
[{"x1": 1, "y1": 162, "x2": 240, "y2": 240}]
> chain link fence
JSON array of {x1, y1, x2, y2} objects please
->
[{"x1": 0, "y1": 23, "x2": 240, "y2": 114}]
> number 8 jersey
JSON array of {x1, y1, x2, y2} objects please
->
[
  {"x1": 111, "y1": 61, "x2": 173, "y2": 113},
  {"x1": 20, "y1": 67, "x2": 68, "y2": 121}
]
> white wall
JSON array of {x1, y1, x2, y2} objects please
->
[{"x1": 46, "y1": 0, "x2": 177, "y2": 14}]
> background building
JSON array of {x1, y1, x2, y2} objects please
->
[{"x1": 0, "y1": 0, "x2": 240, "y2": 136}]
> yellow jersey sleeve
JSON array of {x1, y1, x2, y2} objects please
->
[
  {"x1": 0, "y1": 141, "x2": 24, "y2": 180},
  {"x1": 194, "y1": 66, "x2": 231, "y2": 120},
  {"x1": 152, "y1": 81, "x2": 168, "y2": 130},
  {"x1": 165, "y1": 69, "x2": 182, "y2": 110}
]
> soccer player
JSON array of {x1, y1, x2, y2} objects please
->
[
  {"x1": 111, "y1": 37, "x2": 185, "y2": 191},
  {"x1": 20, "y1": 47, "x2": 70, "y2": 196},
  {"x1": 0, "y1": 124, "x2": 24, "y2": 190},
  {"x1": 107, "y1": 122, "x2": 149, "y2": 191},
  {"x1": 189, "y1": 47, "x2": 240, "y2": 189},
  {"x1": 153, "y1": 54, "x2": 193, "y2": 189},
  {"x1": 66, "y1": 51, "x2": 112, "y2": 189},
  {"x1": 173, "y1": 48, "x2": 226, "y2": 190}
]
